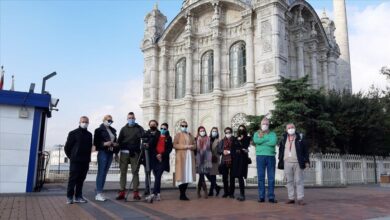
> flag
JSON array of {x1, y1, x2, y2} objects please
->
[
  {"x1": 0, "y1": 66, "x2": 4, "y2": 90},
  {"x1": 10, "y1": 75, "x2": 14, "y2": 91}
]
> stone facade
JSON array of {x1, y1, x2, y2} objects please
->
[{"x1": 140, "y1": 0, "x2": 351, "y2": 134}]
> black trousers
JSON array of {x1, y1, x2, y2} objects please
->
[
  {"x1": 152, "y1": 162, "x2": 164, "y2": 194},
  {"x1": 221, "y1": 165, "x2": 235, "y2": 195},
  {"x1": 237, "y1": 176, "x2": 245, "y2": 195},
  {"x1": 206, "y1": 174, "x2": 217, "y2": 193},
  {"x1": 67, "y1": 161, "x2": 89, "y2": 198}
]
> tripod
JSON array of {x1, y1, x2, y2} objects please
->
[{"x1": 124, "y1": 140, "x2": 153, "y2": 203}]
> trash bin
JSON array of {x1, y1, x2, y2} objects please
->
[{"x1": 380, "y1": 173, "x2": 390, "y2": 187}]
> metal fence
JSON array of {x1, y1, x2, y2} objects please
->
[{"x1": 46, "y1": 152, "x2": 390, "y2": 187}]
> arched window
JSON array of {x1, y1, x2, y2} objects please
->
[
  {"x1": 200, "y1": 50, "x2": 214, "y2": 94},
  {"x1": 229, "y1": 41, "x2": 246, "y2": 88},
  {"x1": 175, "y1": 58, "x2": 186, "y2": 99}
]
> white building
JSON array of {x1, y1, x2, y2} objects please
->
[{"x1": 140, "y1": 0, "x2": 352, "y2": 133}]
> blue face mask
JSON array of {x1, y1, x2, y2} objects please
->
[
  {"x1": 160, "y1": 128, "x2": 167, "y2": 135},
  {"x1": 127, "y1": 119, "x2": 135, "y2": 126},
  {"x1": 181, "y1": 127, "x2": 187, "y2": 133}
]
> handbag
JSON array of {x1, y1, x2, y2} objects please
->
[{"x1": 247, "y1": 156, "x2": 252, "y2": 165}]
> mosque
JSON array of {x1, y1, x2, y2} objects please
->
[{"x1": 140, "y1": 0, "x2": 352, "y2": 133}]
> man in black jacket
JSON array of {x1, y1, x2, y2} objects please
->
[
  {"x1": 64, "y1": 116, "x2": 93, "y2": 204},
  {"x1": 277, "y1": 123, "x2": 310, "y2": 205},
  {"x1": 116, "y1": 112, "x2": 145, "y2": 200}
]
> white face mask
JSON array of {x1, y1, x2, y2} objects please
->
[
  {"x1": 103, "y1": 121, "x2": 111, "y2": 127},
  {"x1": 80, "y1": 123, "x2": 88, "y2": 129},
  {"x1": 287, "y1": 128, "x2": 296, "y2": 135},
  {"x1": 225, "y1": 134, "x2": 232, "y2": 138},
  {"x1": 211, "y1": 131, "x2": 218, "y2": 137},
  {"x1": 199, "y1": 131, "x2": 206, "y2": 137},
  {"x1": 261, "y1": 124, "x2": 269, "y2": 131}
]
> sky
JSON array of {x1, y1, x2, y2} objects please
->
[{"x1": 0, "y1": 0, "x2": 389, "y2": 148}]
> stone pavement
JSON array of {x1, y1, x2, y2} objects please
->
[{"x1": 1, "y1": 183, "x2": 390, "y2": 220}]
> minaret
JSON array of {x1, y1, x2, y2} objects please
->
[{"x1": 333, "y1": 0, "x2": 352, "y2": 91}]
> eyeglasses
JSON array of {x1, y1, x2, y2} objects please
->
[
  {"x1": 181, "y1": 125, "x2": 188, "y2": 128},
  {"x1": 108, "y1": 120, "x2": 113, "y2": 123}
]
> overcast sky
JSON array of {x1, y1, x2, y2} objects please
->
[{"x1": 0, "y1": 0, "x2": 389, "y2": 148}]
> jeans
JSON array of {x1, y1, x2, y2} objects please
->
[
  {"x1": 96, "y1": 151, "x2": 113, "y2": 194},
  {"x1": 256, "y1": 155, "x2": 276, "y2": 200},
  {"x1": 152, "y1": 162, "x2": 164, "y2": 194},
  {"x1": 67, "y1": 161, "x2": 89, "y2": 198}
]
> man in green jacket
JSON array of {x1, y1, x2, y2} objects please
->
[{"x1": 252, "y1": 117, "x2": 278, "y2": 203}]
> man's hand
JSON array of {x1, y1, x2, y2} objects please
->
[
  {"x1": 156, "y1": 154, "x2": 162, "y2": 162},
  {"x1": 305, "y1": 162, "x2": 310, "y2": 169},
  {"x1": 223, "y1": 150, "x2": 230, "y2": 155}
]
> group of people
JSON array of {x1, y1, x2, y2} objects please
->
[{"x1": 64, "y1": 113, "x2": 310, "y2": 206}]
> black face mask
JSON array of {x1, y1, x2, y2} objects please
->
[{"x1": 150, "y1": 126, "x2": 157, "y2": 131}]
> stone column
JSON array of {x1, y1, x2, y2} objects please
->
[
  {"x1": 211, "y1": 2, "x2": 223, "y2": 131},
  {"x1": 159, "y1": 44, "x2": 168, "y2": 123},
  {"x1": 328, "y1": 51, "x2": 338, "y2": 91},
  {"x1": 244, "y1": 15, "x2": 256, "y2": 116},
  {"x1": 320, "y1": 51, "x2": 329, "y2": 91},
  {"x1": 309, "y1": 44, "x2": 318, "y2": 89},
  {"x1": 296, "y1": 41, "x2": 305, "y2": 78}
]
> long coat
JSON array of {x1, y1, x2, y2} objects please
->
[
  {"x1": 231, "y1": 135, "x2": 250, "y2": 178},
  {"x1": 64, "y1": 127, "x2": 93, "y2": 163},
  {"x1": 209, "y1": 138, "x2": 220, "y2": 175},
  {"x1": 173, "y1": 132, "x2": 196, "y2": 183}
]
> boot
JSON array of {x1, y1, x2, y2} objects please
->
[
  {"x1": 215, "y1": 185, "x2": 221, "y2": 196},
  {"x1": 202, "y1": 182, "x2": 208, "y2": 199},
  {"x1": 133, "y1": 191, "x2": 141, "y2": 200},
  {"x1": 236, "y1": 188, "x2": 245, "y2": 201},
  {"x1": 116, "y1": 190, "x2": 125, "y2": 200},
  {"x1": 179, "y1": 184, "x2": 189, "y2": 201},
  {"x1": 197, "y1": 185, "x2": 201, "y2": 198}
]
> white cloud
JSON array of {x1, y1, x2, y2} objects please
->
[
  {"x1": 44, "y1": 78, "x2": 143, "y2": 148},
  {"x1": 348, "y1": 3, "x2": 390, "y2": 92}
]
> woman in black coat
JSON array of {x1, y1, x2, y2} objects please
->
[
  {"x1": 145, "y1": 122, "x2": 173, "y2": 201},
  {"x1": 231, "y1": 125, "x2": 250, "y2": 201}
]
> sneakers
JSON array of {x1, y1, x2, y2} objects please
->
[
  {"x1": 95, "y1": 193, "x2": 107, "y2": 202},
  {"x1": 155, "y1": 193, "x2": 161, "y2": 201},
  {"x1": 116, "y1": 191, "x2": 125, "y2": 200},
  {"x1": 133, "y1": 191, "x2": 141, "y2": 200},
  {"x1": 145, "y1": 194, "x2": 155, "y2": 203},
  {"x1": 66, "y1": 197, "x2": 73, "y2": 204},
  {"x1": 74, "y1": 197, "x2": 88, "y2": 203}
]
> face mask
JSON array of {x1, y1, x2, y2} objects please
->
[
  {"x1": 103, "y1": 120, "x2": 112, "y2": 127},
  {"x1": 225, "y1": 133, "x2": 232, "y2": 138},
  {"x1": 160, "y1": 128, "x2": 167, "y2": 135},
  {"x1": 80, "y1": 123, "x2": 88, "y2": 129},
  {"x1": 128, "y1": 119, "x2": 135, "y2": 126},
  {"x1": 287, "y1": 128, "x2": 296, "y2": 135},
  {"x1": 181, "y1": 127, "x2": 187, "y2": 133},
  {"x1": 150, "y1": 126, "x2": 157, "y2": 131},
  {"x1": 211, "y1": 131, "x2": 218, "y2": 137},
  {"x1": 261, "y1": 125, "x2": 269, "y2": 131},
  {"x1": 199, "y1": 131, "x2": 206, "y2": 137}
]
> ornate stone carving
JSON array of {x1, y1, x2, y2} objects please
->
[
  {"x1": 261, "y1": 20, "x2": 272, "y2": 53},
  {"x1": 231, "y1": 113, "x2": 247, "y2": 132}
]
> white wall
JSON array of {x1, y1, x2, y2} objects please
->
[{"x1": 0, "y1": 105, "x2": 34, "y2": 193}]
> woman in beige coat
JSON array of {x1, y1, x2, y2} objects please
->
[{"x1": 173, "y1": 121, "x2": 196, "y2": 201}]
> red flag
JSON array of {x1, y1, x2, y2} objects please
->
[{"x1": 0, "y1": 66, "x2": 4, "y2": 90}]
